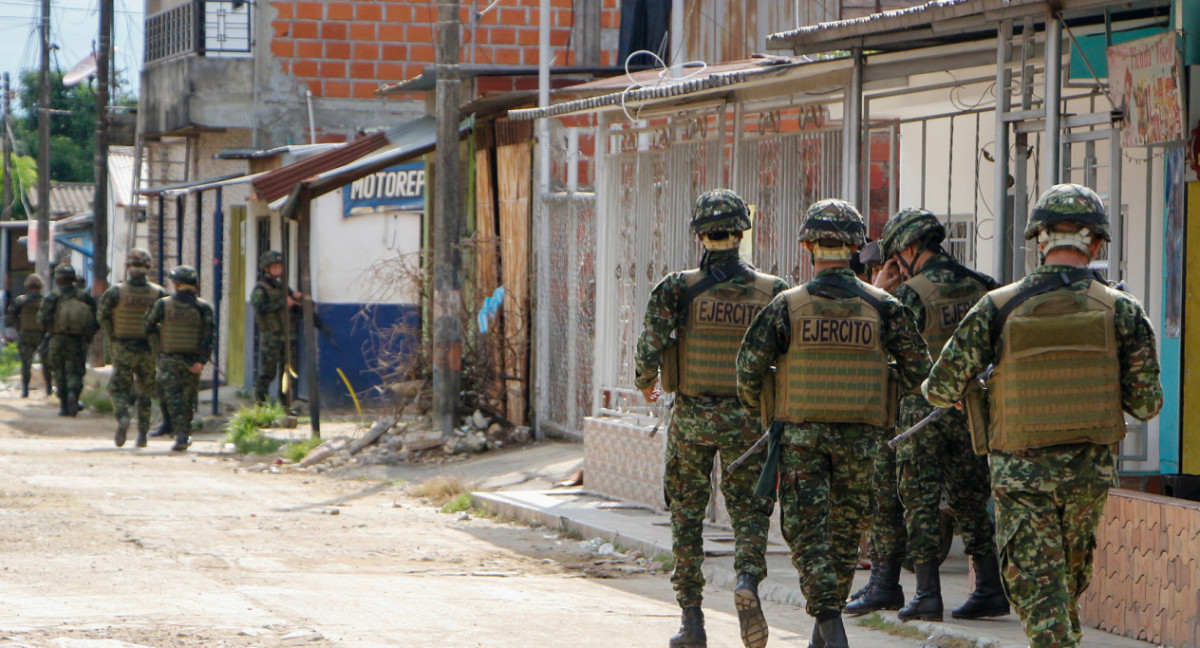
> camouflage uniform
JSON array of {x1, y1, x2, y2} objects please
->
[
  {"x1": 6, "y1": 281, "x2": 49, "y2": 396},
  {"x1": 866, "y1": 437, "x2": 906, "y2": 564},
  {"x1": 251, "y1": 252, "x2": 298, "y2": 405},
  {"x1": 145, "y1": 267, "x2": 216, "y2": 453},
  {"x1": 923, "y1": 184, "x2": 1163, "y2": 648},
  {"x1": 38, "y1": 268, "x2": 98, "y2": 415},
  {"x1": 99, "y1": 273, "x2": 167, "y2": 440},
  {"x1": 737, "y1": 201, "x2": 930, "y2": 648}
]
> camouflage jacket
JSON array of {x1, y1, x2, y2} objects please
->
[
  {"x1": 736, "y1": 267, "x2": 931, "y2": 411},
  {"x1": 922, "y1": 264, "x2": 1163, "y2": 421},
  {"x1": 892, "y1": 253, "x2": 999, "y2": 332},
  {"x1": 144, "y1": 292, "x2": 216, "y2": 365},
  {"x1": 6, "y1": 292, "x2": 43, "y2": 335},
  {"x1": 98, "y1": 277, "x2": 168, "y2": 343},
  {"x1": 634, "y1": 249, "x2": 788, "y2": 391},
  {"x1": 37, "y1": 285, "x2": 98, "y2": 338}
]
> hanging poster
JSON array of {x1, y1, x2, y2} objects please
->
[
  {"x1": 342, "y1": 161, "x2": 425, "y2": 218},
  {"x1": 1107, "y1": 33, "x2": 1184, "y2": 147}
]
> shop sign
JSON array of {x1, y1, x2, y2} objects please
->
[{"x1": 1107, "y1": 33, "x2": 1184, "y2": 147}]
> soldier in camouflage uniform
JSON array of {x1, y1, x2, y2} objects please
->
[
  {"x1": 145, "y1": 266, "x2": 215, "y2": 453},
  {"x1": 99, "y1": 249, "x2": 168, "y2": 448},
  {"x1": 251, "y1": 250, "x2": 300, "y2": 406},
  {"x1": 38, "y1": 264, "x2": 98, "y2": 417},
  {"x1": 923, "y1": 184, "x2": 1163, "y2": 648},
  {"x1": 6, "y1": 274, "x2": 50, "y2": 398},
  {"x1": 857, "y1": 208, "x2": 1008, "y2": 621},
  {"x1": 635, "y1": 190, "x2": 786, "y2": 648},
  {"x1": 737, "y1": 200, "x2": 930, "y2": 648}
]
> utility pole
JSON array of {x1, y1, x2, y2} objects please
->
[
  {"x1": 93, "y1": 0, "x2": 112, "y2": 298},
  {"x1": 433, "y1": 0, "x2": 462, "y2": 439},
  {"x1": 1, "y1": 73, "x2": 11, "y2": 306},
  {"x1": 36, "y1": 0, "x2": 51, "y2": 280}
]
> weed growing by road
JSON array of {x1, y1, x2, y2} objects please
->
[
  {"x1": 856, "y1": 613, "x2": 929, "y2": 640},
  {"x1": 281, "y1": 437, "x2": 323, "y2": 463},
  {"x1": 80, "y1": 389, "x2": 114, "y2": 414},
  {"x1": 440, "y1": 493, "x2": 474, "y2": 513},
  {"x1": 0, "y1": 343, "x2": 19, "y2": 380},
  {"x1": 652, "y1": 552, "x2": 675, "y2": 572},
  {"x1": 409, "y1": 474, "x2": 474, "y2": 506},
  {"x1": 225, "y1": 403, "x2": 286, "y2": 455}
]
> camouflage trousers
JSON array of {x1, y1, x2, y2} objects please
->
[
  {"x1": 254, "y1": 332, "x2": 295, "y2": 404},
  {"x1": 109, "y1": 342, "x2": 156, "y2": 434},
  {"x1": 47, "y1": 334, "x2": 90, "y2": 396},
  {"x1": 664, "y1": 395, "x2": 774, "y2": 608},
  {"x1": 16, "y1": 334, "x2": 49, "y2": 389},
  {"x1": 158, "y1": 355, "x2": 200, "y2": 438},
  {"x1": 777, "y1": 421, "x2": 876, "y2": 618},
  {"x1": 866, "y1": 436, "x2": 907, "y2": 563},
  {"x1": 896, "y1": 395, "x2": 995, "y2": 563},
  {"x1": 991, "y1": 443, "x2": 1115, "y2": 648}
]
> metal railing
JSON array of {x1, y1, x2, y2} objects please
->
[{"x1": 145, "y1": 0, "x2": 252, "y2": 64}]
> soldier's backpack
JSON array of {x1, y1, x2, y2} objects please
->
[{"x1": 54, "y1": 296, "x2": 93, "y2": 336}]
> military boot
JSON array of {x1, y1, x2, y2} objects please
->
[
  {"x1": 65, "y1": 391, "x2": 80, "y2": 417},
  {"x1": 844, "y1": 560, "x2": 904, "y2": 615},
  {"x1": 668, "y1": 607, "x2": 706, "y2": 648},
  {"x1": 135, "y1": 430, "x2": 148, "y2": 448},
  {"x1": 57, "y1": 393, "x2": 68, "y2": 416},
  {"x1": 150, "y1": 408, "x2": 173, "y2": 437},
  {"x1": 734, "y1": 573, "x2": 768, "y2": 648},
  {"x1": 114, "y1": 416, "x2": 130, "y2": 447},
  {"x1": 20, "y1": 382, "x2": 28, "y2": 398},
  {"x1": 171, "y1": 431, "x2": 191, "y2": 452},
  {"x1": 952, "y1": 553, "x2": 1010, "y2": 619},
  {"x1": 817, "y1": 615, "x2": 849, "y2": 648},
  {"x1": 898, "y1": 562, "x2": 943, "y2": 622}
]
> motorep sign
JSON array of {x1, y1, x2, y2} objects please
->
[{"x1": 342, "y1": 161, "x2": 425, "y2": 217}]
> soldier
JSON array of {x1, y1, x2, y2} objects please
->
[
  {"x1": 923, "y1": 184, "x2": 1162, "y2": 648},
  {"x1": 99, "y1": 249, "x2": 168, "y2": 448},
  {"x1": 635, "y1": 189, "x2": 785, "y2": 648},
  {"x1": 737, "y1": 199, "x2": 930, "y2": 648},
  {"x1": 145, "y1": 266, "x2": 215, "y2": 453},
  {"x1": 37, "y1": 264, "x2": 98, "y2": 417},
  {"x1": 858, "y1": 208, "x2": 1008, "y2": 621},
  {"x1": 251, "y1": 250, "x2": 300, "y2": 406},
  {"x1": 6, "y1": 274, "x2": 51, "y2": 398}
]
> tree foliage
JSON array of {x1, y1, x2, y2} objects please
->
[{"x1": 0, "y1": 154, "x2": 38, "y2": 219}]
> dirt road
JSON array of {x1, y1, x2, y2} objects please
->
[{"x1": 0, "y1": 391, "x2": 926, "y2": 648}]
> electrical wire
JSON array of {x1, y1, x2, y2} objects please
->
[{"x1": 618, "y1": 49, "x2": 708, "y2": 123}]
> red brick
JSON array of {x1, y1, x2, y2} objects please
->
[
  {"x1": 321, "y1": 22, "x2": 348, "y2": 39},
  {"x1": 498, "y1": 7, "x2": 527, "y2": 25},
  {"x1": 356, "y1": 3, "x2": 382, "y2": 21},
  {"x1": 407, "y1": 24, "x2": 434, "y2": 42},
  {"x1": 517, "y1": 28, "x2": 538, "y2": 46},
  {"x1": 349, "y1": 21, "x2": 376, "y2": 40},
  {"x1": 522, "y1": 47, "x2": 541, "y2": 65},
  {"x1": 353, "y1": 82, "x2": 380, "y2": 99},
  {"x1": 379, "y1": 23, "x2": 405, "y2": 41},
  {"x1": 385, "y1": 3, "x2": 411, "y2": 21},
  {"x1": 295, "y1": 1, "x2": 322, "y2": 19},
  {"x1": 324, "y1": 80, "x2": 352, "y2": 98},
  {"x1": 292, "y1": 59, "x2": 318, "y2": 77},
  {"x1": 378, "y1": 61, "x2": 406, "y2": 80},
  {"x1": 409, "y1": 43, "x2": 434, "y2": 62},
  {"x1": 320, "y1": 60, "x2": 347, "y2": 77},
  {"x1": 551, "y1": 0, "x2": 571, "y2": 7},
  {"x1": 270, "y1": 40, "x2": 295, "y2": 57},
  {"x1": 292, "y1": 20, "x2": 318, "y2": 39},
  {"x1": 489, "y1": 26, "x2": 516, "y2": 45},
  {"x1": 495, "y1": 47, "x2": 521, "y2": 65},
  {"x1": 327, "y1": 2, "x2": 354, "y2": 20},
  {"x1": 554, "y1": 8, "x2": 570, "y2": 26},
  {"x1": 272, "y1": 21, "x2": 291, "y2": 38},
  {"x1": 411, "y1": 5, "x2": 433, "y2": 22},
  {"x1": 382, "y1": 43, "x2": 408, "y2": 60},
  {"x1": 550, "y1": 29, "x2": 569, "y2": 46},
  {"x1": 350, "y1": 61, "x2": 376, "y2": 79},
  {"x1": 296, "y1": 40, "x2": 322, "y2": 58},
  {"x1": 354, "y1": 42, "x2": 380, "y2": 60},
  {"x1": 326, "y1": 41, "x2": 352, "y2": 59},
  {"x1": 272, "y1": 1, "x2": 294, "y2": 20},
  {"x1": 471, "y1": 45, "x2": 493, "y2": 63},
  {"x1": 601, "y1": 10, "x2": 617, "y2": 28}
]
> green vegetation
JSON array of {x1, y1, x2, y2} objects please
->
[
  {"x1": 281, "y1": 437, "x2": 323, "y2": 463},
  {"x1": 0, "y1": 343, "x2": 20, "y2": 380},
  {"x1": 856, "y1": 613, "x2": 929, "y2": 640},
  {"x1": 409, "y1": 474, "x2": 474, "y2": 506},
  {"x1": 225, "y1": 403, "x2": 287, "y2": 455},
  {"x1": 440, "y1": 493, "x2": 474, "y2": 514},
  {"x1": 652, "y1": 552, "x2": 675, "y2": 572},
  {"x1": 80, "y1": 389, "x2": 114, "y2": 415}
]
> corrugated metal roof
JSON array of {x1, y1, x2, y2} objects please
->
[
  {"x1": 138, "y1": 173, "x2": 247, "y2": 197},
  {"x1": 250, "y1": 131, "x2": 390, "y2": 203},
  {"x1": 377, "y1": 64, "x2": 646, "y2": 95},
  {"x1": 27, "y1": 182, "x2": 94, "y2": 217}
]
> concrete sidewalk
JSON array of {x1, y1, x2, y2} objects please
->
[{"x1": 474, "y1": 471, "x2": 1155, "y2": 648}]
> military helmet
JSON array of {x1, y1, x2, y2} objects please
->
[
  {"x1": 260, "y1": 250, "x2": 284, "y2": 270},
  {"x1": 880, "y1": 208, "x2": 945, "y2": 259},
  {"x1": 689, "y1": 189, "x2": 752, "y2": 235},
  {"x1": 126, "y1": 248, "x2": 152, "y2": 268},
  {"x1": 54, "y1": 264, "x2": 76, "y2": 279},
  {"x1": 1025, "y1": 183, "x2": 1111, "y2": 242},
  {"x1": 169, "y1": 265, "x2": 198, "y2": 285},
  {"x1": 23, "y1": 274, "x2": 42, "y2": 290},
  {"x1": 797, "y1": 199, "x2": 867, "y2": 248}
]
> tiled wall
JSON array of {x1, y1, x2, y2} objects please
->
[{"x1": 1081, "y1": 489, "x2": 1200, "y2": 647}]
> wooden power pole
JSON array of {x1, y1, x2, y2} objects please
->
[
  {"x1": 93, "y1": 0, "x2": 112, "y2": 296},
  {"x1": 36, "y1": 0, "x2": 51, "y2": 279},
  {"x1": 433, "y1": 0, "x2": 462, "y2": 439}
]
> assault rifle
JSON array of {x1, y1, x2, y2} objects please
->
[
  {"x1": 35, "y1": 334, "x2": 50, "y2": 358},
  {"x1": 648, "y1": 393, "x2": 674, "y2": 438},
  {"x1": 887, "y1": 365, "x2": 994, "y2": 448}
]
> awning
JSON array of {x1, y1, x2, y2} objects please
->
[
  {"x1": 250, "y1": 131, "x2": 394, "y2": 203},
  {"x1": 55, "y1": 230, "x2": 92, "y2": 257},
  {"x1": 138, "y1": 173, "x2": 247, "y2": 197},
  {"x1": 378, "y1": 64, "x2": 646, "y2": 95}
]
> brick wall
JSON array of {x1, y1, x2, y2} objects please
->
[{"x1": 269, "y1": 0, "x2": 622, "y2": 101}]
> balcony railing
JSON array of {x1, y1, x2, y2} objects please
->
[{"x1": 145, "y1": 0, "x2": 252, "y2": 64}]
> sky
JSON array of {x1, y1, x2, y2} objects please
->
[{"x1": 0, "y1": 0, "x2": 144, "y2": 115}]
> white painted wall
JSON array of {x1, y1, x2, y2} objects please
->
[{"x1": 309, "y1": 191, "x2": 422, "y2": 305}]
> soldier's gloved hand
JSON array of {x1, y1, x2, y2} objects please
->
[{"x1": 641, "y1": 383, "x2": 660, "y2": 403}]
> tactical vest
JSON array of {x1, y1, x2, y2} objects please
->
[
  {"x1": 904, "y1": 270, "x2": 988, "y2": 364},
  {"x1": 19, "y1": 295, "x2": 43, "y2": 334},
  {"x1": 160, "y1": 298, "x2": 204, "y2": 354},
  {"x1": 54, "y1": 295, "x2": 92, "y2": 336},
  {"x1": 113, "y1": 283, "x2": 161, "y2": 340},
  {"x1": 774, "y1": 282, "x2": 891, "y2": 427},
  {"x1": 675, "y1": 270, "x2": 777, "y2": 397},
  {"x1": 256, "y1": 280, "x2": 285, "y2": 334},
  {"x1": 986, "y1": 279, "x2": 1125, "y2": 451}
]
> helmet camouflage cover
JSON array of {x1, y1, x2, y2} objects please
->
[
  {"x1": 169, "y1": 265, "x2": 198, "y2": 285},
  {"x1": 259, "y1": 250, "x2": 284, "y2": 270},
  {"x1": 24, "y1": 274, "x2": 42, "y2": 290},
  {"x1": 689, "y1": 189, "x2": 751, "y2": 235},
  {"x1": 1025, "y1": 183, "x2": 1111, "y2": 242},
  {"x1": 54, "y1": 263, "x2": 76, "y2": 279},
  {"x1": 798, "y1": 199, "x2": 867, "y2": 248},
  {"x1": 127, "y1": 248, "x2": 152, "y2": 267},
  {"x1": 880, "y1": 208, "x2": 945, "y2": 259}
]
